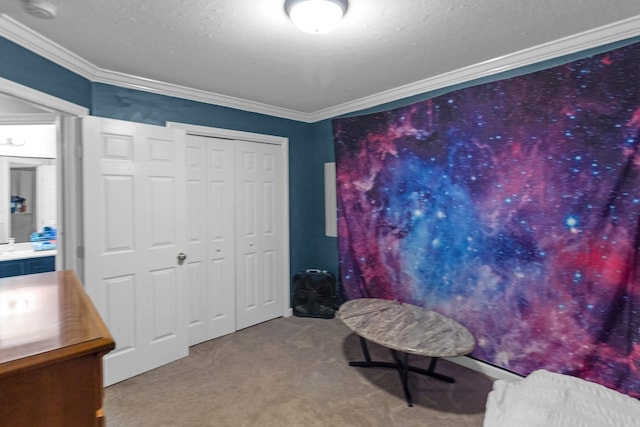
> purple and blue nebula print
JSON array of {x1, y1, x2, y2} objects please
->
[{"x1": 333, "y1": 42, "x2": 640, "y2": 397}]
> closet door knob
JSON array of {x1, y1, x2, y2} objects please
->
[{"x1": 177, "y1": 252, "x2": 187, "y2": 262}]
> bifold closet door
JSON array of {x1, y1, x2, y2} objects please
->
[
  {"x1": 186, "y1": 135, "x2": 235, "y2": 345},
  {"x1": 235, "y1": 141, "x2": 284, "y2": 330},
  {"x1": 185, "y1": 136, "x2": 284, "y2": 344}
]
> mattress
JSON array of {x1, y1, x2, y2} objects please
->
[{"x1": 484, "y1": 369, "x2": 640, "y2": 427}]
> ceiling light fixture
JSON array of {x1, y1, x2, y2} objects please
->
[{"x1": 285, "y1": 0, "x2": 348, "y2": 34}]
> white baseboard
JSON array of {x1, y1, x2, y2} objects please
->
[{"x1": 445, "y1": 356, "x2": 523, "y2": 382}]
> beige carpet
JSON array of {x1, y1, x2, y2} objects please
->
[{"x1": 104, "y1": 316, "x2": 494, "y2": 427}]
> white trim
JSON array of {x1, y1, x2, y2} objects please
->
[
  {"x1": 167, "y1": 122, "x2": 291, "y2": 318},
  {"x1": 0, "y1": 113, "x2": 58, "y2": 124},
  {"x1": 0, "y1": 14, "x2": 96, "y2": 78},
  {"x1": 59, "y1": 116, "x2": 82, "y2": 278},
  {"x1": 2, "y1": 13, "x2": 640, "y2": 123},
  {"x1": 90, "y1": 69, "x2": 311, "y2": 123},
  {"x1": 446, "y1": 356, "x2": 523, "y2": 382},
  {"x1": 281, "y1": 137, "x2": 291, "y2": 318},
  {"x1": 0, "y1": 76, "x2": 89, "y2": 117},
  {"x1": 168, "y1": 121, "x2": 287, "y2": 145}
]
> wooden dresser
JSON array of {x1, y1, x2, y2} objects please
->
[{"x1": 0, "y1": 271, "x2": 115, "y2": 427}]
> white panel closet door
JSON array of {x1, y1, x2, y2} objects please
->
[
  {"x1": 83, "y1": 116, "x2": 188, "y2": 386},
  {"x1": 235, "y1": 140, "x2": 284, "y2": 330},
  {"x1": 185, "y1": 135, "x2": 236, "y2": 345},
  {"x1": 186, "y1": 135, "x2": 285, "y2": 339}
]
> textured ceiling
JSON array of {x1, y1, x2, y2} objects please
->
[{"x1": 2, "y1": 0, "x2": 640, "y2": 117}]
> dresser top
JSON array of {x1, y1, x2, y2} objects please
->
[{"x1": 0, "y1": 271, "x2": 114, "y2": 376}]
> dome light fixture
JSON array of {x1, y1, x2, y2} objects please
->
[{"x1": 285, "y1": 0, "x2": 348, "y2": 34}]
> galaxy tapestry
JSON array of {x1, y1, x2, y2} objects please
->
[{"x1": 333, "y1": 42, "x2": 640, "y2": 396}]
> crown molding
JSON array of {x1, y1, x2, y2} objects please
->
[
  {"x1": 0, "y1": 14, "x2": 311, "y2": 122},
  {"x1": 2, "y1": 13, "x2": 640, "y2": 124},
  {"x1": 0, "y1": 14, "x2": 96, "y2": 77},
  {"x1": 89, "y1": 67, "x2": 312, "y2": 122},
  {"x1": 309, "y1": 14, "x2": 640, "y2": 122}
]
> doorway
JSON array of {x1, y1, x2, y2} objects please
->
[
  {"x1": 1, "y1": 121, "x2": 58, "y2": 242},
  {"x1": 0, "y1": 77, "x2": 89, "y2": 274}
]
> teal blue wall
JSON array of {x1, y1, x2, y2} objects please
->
[
  {"x1": 2, "y1": 33, "x2": 640, "y2": 288},
  {"x1": 0, "y1": 37, "x2": 91, "y2": 107},
  {"x1": 309, "y1": 120, "x2": 339, "y2": 275}
]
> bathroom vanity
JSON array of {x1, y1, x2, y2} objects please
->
[{"x1": 0, "y1": 241, "x2": 55, "y2": 278}]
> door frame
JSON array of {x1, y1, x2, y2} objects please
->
[
  {"x1": 0, "y1": 78, "x2": 292, "y2": 318},
  {"x1": 0, "y1": 77, "x2": 88, "y2": 274},
  {"x1": 168, "y1": 122, "x2": 291, "y2": 318}
]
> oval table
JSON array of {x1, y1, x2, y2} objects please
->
[{"x1": 338, "y1": 298, "x2": 475, "y2": 407}]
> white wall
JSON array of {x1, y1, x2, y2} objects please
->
[
  {"x1": 37, "y1": 164, "x2": 56, "y2": 230},
  {"x1": 0, "y1": 124, "x2": 56, "y2": 158}
]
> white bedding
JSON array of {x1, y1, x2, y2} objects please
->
[{"x1": 484, "y1": 369, "x2": 640, "y2": 427}]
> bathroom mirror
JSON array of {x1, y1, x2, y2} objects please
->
[
  {"x1": 0, "y1": 123, "x2": 57, "y2": 244},
  {"x1": 7, "y1": 160, "x2": 57, "y2": 242}
]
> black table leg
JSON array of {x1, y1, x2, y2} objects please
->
[
  {"x1": 423, "y1": 356, "x2": 455, "y2": 383},
  {"x1": 359, "y1": 334, "x2": 372, "y2": 363},
  {"x1": 391, "y1": 349, "x2": 413, "y2": 406},
  {"x1": 348, "y1": 336, "x2": 455, "y2": 407},
  {"x1": 349, "y1": 336, "x2": 401, "y2": 370}
]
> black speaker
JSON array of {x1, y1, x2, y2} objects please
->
[{"x1": 292, "y1": 270, "x2": 338, "y2": 319}]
